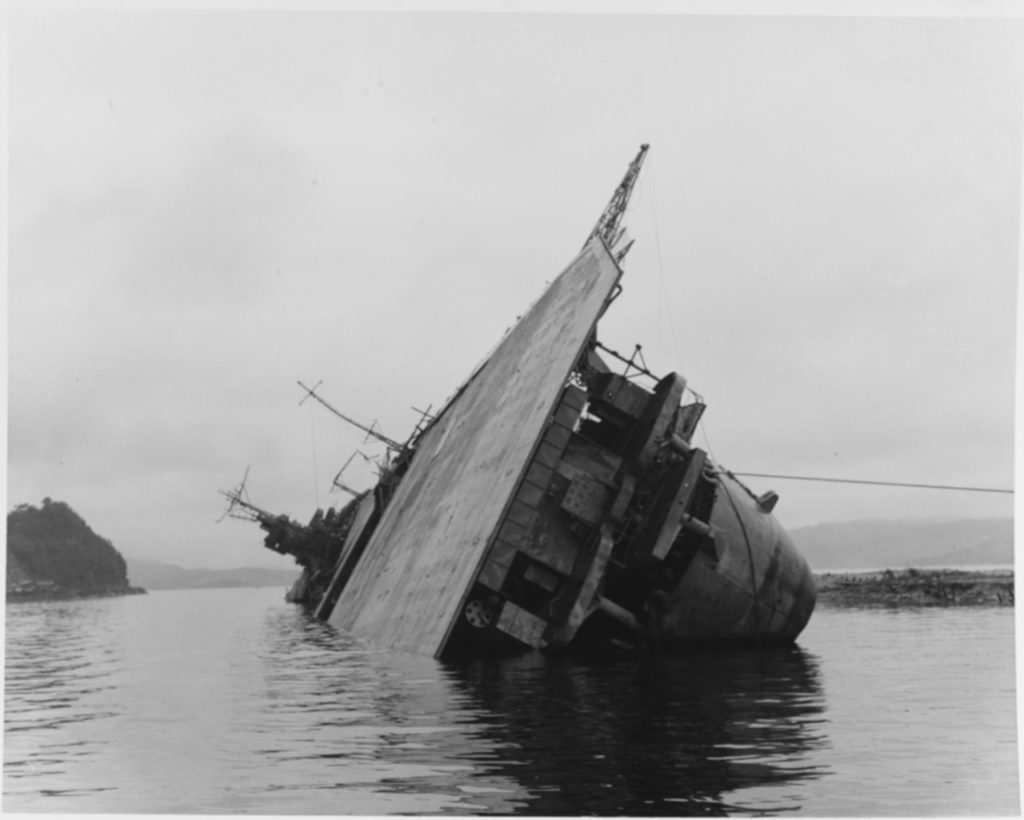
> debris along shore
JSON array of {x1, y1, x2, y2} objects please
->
[{"x1": 814, "y1": 568, "x2": 1013, "y2": 607}]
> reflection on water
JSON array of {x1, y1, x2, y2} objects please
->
[
  {"x1": 4, "y1": 588, "x2": 1017, "y2": 815},
  {"x1": 445, "y1": 648, "x2": 826, "y2": 815}
]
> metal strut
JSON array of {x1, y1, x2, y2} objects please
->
[
  {"x1": 219, "y1": 467, "x2": 281, "y2": 525},
  {"x1": 583, "y1": 143, "x2": 650, "y2": 262},
  {"x1": 297, "y1": 380, "x2": 403, "y2": 451}
]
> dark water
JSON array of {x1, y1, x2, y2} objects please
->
[{"x1": 4, "y1": 586, "x2": 1018, "y2": 815}]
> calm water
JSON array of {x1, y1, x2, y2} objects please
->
[{"x1": 4, "y1": 587, "x2": 1018, "y2": 815}]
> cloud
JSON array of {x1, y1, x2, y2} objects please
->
[{"x1": 7, "y1": 11, "x2": 1019, "y2": 567}]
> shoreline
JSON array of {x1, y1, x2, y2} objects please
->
[
  {"x1": 6, "y1": 586, "x2": 147, "y2": 604},
  {"x1": 814, "y1": 568, "x2": 1013, "y2": 608}
]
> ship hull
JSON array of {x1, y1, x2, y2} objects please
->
[
  {"x1": 309, "y1": 237, "x2": 816, "y2": 658},
  {"x1": 644, "y1": 472, "x2": 816, "y2": 646},
  {"x1": 234, "y1": 165, "x2": 817, "y2": 659}
]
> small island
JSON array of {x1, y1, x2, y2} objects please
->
[{"x1": 6, "y1": 498, "x2": 145, "y2": 601}]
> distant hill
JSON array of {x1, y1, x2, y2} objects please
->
[
  {"x1": 124, "y1": 556, "x2": 299, "y2": 591},
  {"x1": 7, "y1": 498, "x2": 144, "y2": 599},
  {"x1": 791, "y1": 517, "x2": 1014, "y2": 571}
]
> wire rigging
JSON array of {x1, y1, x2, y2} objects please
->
[
  {"x1": 730, "y1": 472, "x2": 1013, "y2": 494},
  {"x1": 644, "y1": 153, "x2": 684, "y2": 368},
  {"x1": 308, "y1": 399, "x2": 320, "y2": 508}
]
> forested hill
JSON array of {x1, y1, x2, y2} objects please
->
[{"x1": 7, "y1": 499, "x2": 144, "y2": 599}]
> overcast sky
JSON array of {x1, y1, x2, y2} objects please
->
[{"x1": 7, "y1": 7, "x2": 1020, "y2": 570}]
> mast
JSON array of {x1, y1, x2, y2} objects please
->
[
  {"x1": 297, "y1": 380, "x2": 403, "y2": 451},
  {"x1": 583, "y1": 143, "x2": 650, "y2": 262},
  {"x1": 218, "y1": 467, "x2": 285, "y2": 527}
]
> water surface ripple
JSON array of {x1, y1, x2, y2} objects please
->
[{"x1": 4, "y1": 587, "x2": 1017, "y2": 814}]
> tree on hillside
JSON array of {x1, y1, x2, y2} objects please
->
[{"x1": 7, "y1": 499, "x2": 131, "y2": 593}]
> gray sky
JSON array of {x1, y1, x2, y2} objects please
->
[{"x1": 7, "y1": 8, "x2": 1020, "y2": 570}]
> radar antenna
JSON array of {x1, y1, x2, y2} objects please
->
[{"x1": 583, "y1": 143, "x2": 650, "y2": 263}]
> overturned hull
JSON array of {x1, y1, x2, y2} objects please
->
[{"x1": 226, "y1": 148, "x2": 816, "y2": 659}]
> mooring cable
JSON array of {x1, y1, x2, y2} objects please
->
[{"x1": 729, "y1": 473, "x2": 1013, "y2": 494}]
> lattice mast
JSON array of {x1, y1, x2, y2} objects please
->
[{"x1": 583, "y1": 143, "x2": 650, "y2": 262}]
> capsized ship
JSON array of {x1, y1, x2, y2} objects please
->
[{"x1": 222, "y1": 145, "x2": 816, "y2": 659}]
